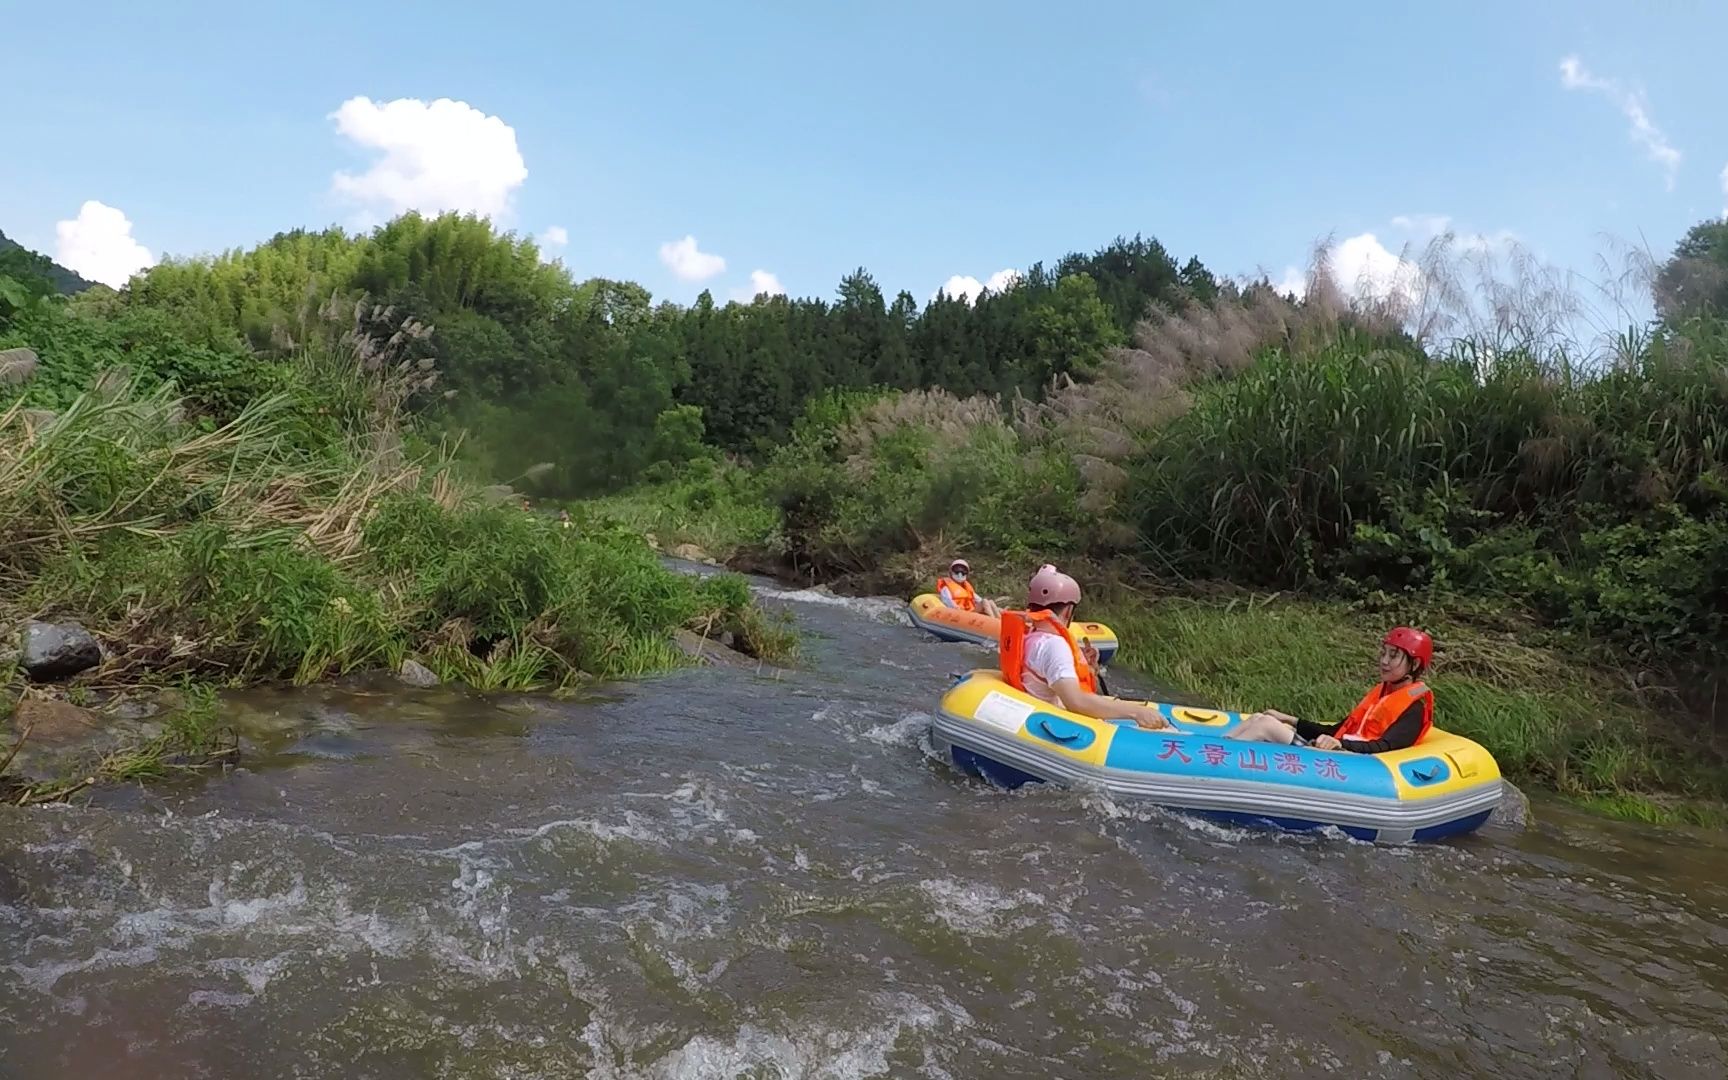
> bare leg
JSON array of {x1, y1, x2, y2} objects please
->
[
  {"x1": 980, "y1": 598, "x2": 1001, "y2": 618},
  {"x1": 1228, "y1": 712, "x2": 1298, "y2": 745}
]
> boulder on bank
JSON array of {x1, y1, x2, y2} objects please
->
[
  {"x1": 670, "y1": 543, "x2": 716, "y2": 566},
  {"x1": 672, "y1": 629, "x2": 763, "y2": 670},
  {"x1": 20, "y1": 621, "x2": 103, "y2": 682},
  {"x1": 1490, "y1": 781, "x2": 1533, "y2": 832},
  {"x1": 397, "y1": 658, "x2": 440, "y2": 688}
]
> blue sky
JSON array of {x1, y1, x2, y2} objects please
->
[{"x1": 3, "y1": 0, "x2": 1724, "y2": 315}]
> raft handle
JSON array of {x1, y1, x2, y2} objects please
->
[
  {"x1": 1036, "y1": 718, "x2": 1082, "y2": 744},
  {"x1": 1412, "y1": 766, "x2": 1441, "y2": 783}
]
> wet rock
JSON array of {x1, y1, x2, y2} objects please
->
[
  {"x1": 670, "y1": 543, "x2": 716, "y2": 566},
  {"x1": 1490, "y1": 781, "x2": 1533, "y2": 832},
  {"x1": 397, "y1": 658, "x2": 440, "y2": 688},
  {"x1": 20, "y1": 621, "x2": 103, "y2": 682},
  {"x1": 8, "y1": 699, "x2": 104, "y2": 744},
  {"x1": 672, "y1": 629, "x2": 763, "y2": 670},
  {"x1": 4, "y1": 699, "x2": 118, "y2": 784}
]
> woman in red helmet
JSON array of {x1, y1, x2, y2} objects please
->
[
  {"x1": 1228, "y1": 627, "x2": 1436, "y2": 753},
  {"x1": 999, "y1": 566, "x2": 1175, "y2": 731}
]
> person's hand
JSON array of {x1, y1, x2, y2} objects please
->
[
  {"x1": 1082, "y1": 640, "x2": 1101, "y2": 669},
  {"x1": 1312, "y1": 734, "x2": 1342, "y2": 751},
  {"x1": 1135, "y1": 709, "x2": 1170, "y2": 731}
]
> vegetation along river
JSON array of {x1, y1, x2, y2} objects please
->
[{"x1": 3, "y1": 570, "x2": 1726, "y2": 1079}]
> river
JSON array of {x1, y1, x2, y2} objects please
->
[{"x1": 3, "y1": 571, "x2": 1727, "y2": 1079}]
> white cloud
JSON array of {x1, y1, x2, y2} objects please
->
[
  {"x1": 329, "y1": 96, "x2": 528, "y2": 219},
  {"x1": 743, "y1": 269, "x2": 785, "y2": 300},
  {"x1": 1558, "y1": 55, "x2": 1681, "y2": 189},
  {"x1": 658, "y1": 234, "x2": 726, "y2": 282},
  {"x1": 1331, "y1": 232, "x2": 1424, "y2": 305},
  {"x1": 933, "y1": 267, "x2": 1019, "y2": 304},
  {"x1": 936, "y1": 275, "x2": 984, "y2": 302},
  {"x1": 54, "y1": 200, "x2": 154, "y2": 288},
  {"x1": 1273, "y1": 265, "x2": 1308, "y2": 300},
  {"x1": 537, "y1": 225, "x2": 568, "y2": 263}
]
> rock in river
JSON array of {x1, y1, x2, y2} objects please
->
[
  {"x1": 3, "y1": 699, "x2": 117, "y2": 784},
  {"x1": 20, "y1": 620, "x2": 103, "y2": 682},
  {"x1": 397, "y1": 658, "x2": 440, "y2": 688}
]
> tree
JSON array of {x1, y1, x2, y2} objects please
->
[{"x1": 1656, "y1": 220, "x2": 1728, "y2": 324}]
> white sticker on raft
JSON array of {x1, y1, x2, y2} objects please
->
[{"x1": 974, "y1": 691, "x2": 1035, "y2": 733}]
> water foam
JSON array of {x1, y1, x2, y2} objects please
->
[
  {"x1": 751, "y1": 584, "x2": 909, "y2": 624},
  {"x1": 646, "y1": 991, "x2": 969, "y2": 1080},
  {"x1": 916, "y1": 878, "x2": 1048, "y2": 934}
]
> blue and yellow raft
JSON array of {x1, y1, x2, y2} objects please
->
[
  {"x1": 907, "y1": 594, "x2": 1119, "y2": 665},
  {"x1": 932, "y1": 670, "x2": 1502, "y2": 843}
]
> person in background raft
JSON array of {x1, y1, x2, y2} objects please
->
[
  {"x1": 1227, "y1": 627, "x2": 1435, "y2": 753},
  {"x1": 936, "y1": 559, "x2": 1000, "y2": 617},
  {"x1": 999, "y1": 566, "x2": 1176, "y2": 731}
]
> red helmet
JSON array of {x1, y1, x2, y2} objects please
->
[
  {"x1": 1383, "y1": 626, "x2": 1433, "y2": 669},
  {"x1": 1027, "y1": 566, "x2": 1081, "y2": 607}
]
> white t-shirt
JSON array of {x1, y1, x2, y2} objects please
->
[{"x1": 1022, "y1": 631, "x2": 1079, "y2": 705}]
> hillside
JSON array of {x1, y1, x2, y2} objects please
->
[{"x1": 0, "y1": 228, "x2": 94, "y2": 294}]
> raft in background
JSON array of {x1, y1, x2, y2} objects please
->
[
  {"x1": 907, "y1": 594, "x2": 1119, "y2": 664},
  {"x1": 931, "y1": 670, "x2": 1502, "y2": 843}
]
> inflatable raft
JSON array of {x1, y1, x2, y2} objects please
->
[
  {"x1": 932, "y1": 670, "x2": 1501, "y2": 843},
  {"x1": 907, "y1": 594, "x2": 1119, "y2": 665}
]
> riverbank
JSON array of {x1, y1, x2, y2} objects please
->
[
  {"x1": 588, "y1": 481, "x2": 1728, "y2": 827},
  {"x1": 0, "y1": 347, "x2": 793, "y2": 802}
]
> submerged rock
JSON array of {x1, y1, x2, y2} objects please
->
[
  {"x1": 20, "y1": 621, "x2": 103, "y2": 682},
  {"x1": 397, "y1": 658, "x2": 440, "y2": 688},
  {"x1": 3, "y1": 699, "x2": 116, "y2": 784}
]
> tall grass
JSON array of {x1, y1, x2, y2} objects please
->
[{"x1": 1, "y1": 349, "x2": 788, "y2": 695}]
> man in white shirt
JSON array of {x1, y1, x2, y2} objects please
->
[{"x1": 1011, "y1": 567, "x2": 1173, "y2": 731}]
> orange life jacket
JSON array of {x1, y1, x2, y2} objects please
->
[
  {"x1": 937, "y1": 576, "x2": 977, "y2": 612},
  {"x1": 999, "y1": 609, "x2": 1098, "y2": 696},
  {"x1": 1336, "y1": 680, "x2": 1433, "y2": 747}
]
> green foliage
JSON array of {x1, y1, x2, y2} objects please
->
[
  {"x1": 0, "y1": 228, "x2": 94, "y2": 295},
  {"x1": 96, "y1": 212, "x2": 1215, "y2": 497},
  {"x1": 2, "y1": 341, "x2": 785, "y2": 693},
  {"x1": 758, "y1": 390, "x2": 1087, "y2": 575},
  {"x1": 1656, "y1": 219, "x2": 1728, "y2": 324}
]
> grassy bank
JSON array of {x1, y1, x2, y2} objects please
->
[{"x1": 2, "y1": 344, "x2": 791, "y2": 799}]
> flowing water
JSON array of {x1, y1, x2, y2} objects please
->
[{"x1": 4, "y1": 570, "x2": 1727, "y2": 1079}]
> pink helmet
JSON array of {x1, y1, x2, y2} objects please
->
[{"x1": 1027, "y1": 566, "x2": 1081, "y2": 607}]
